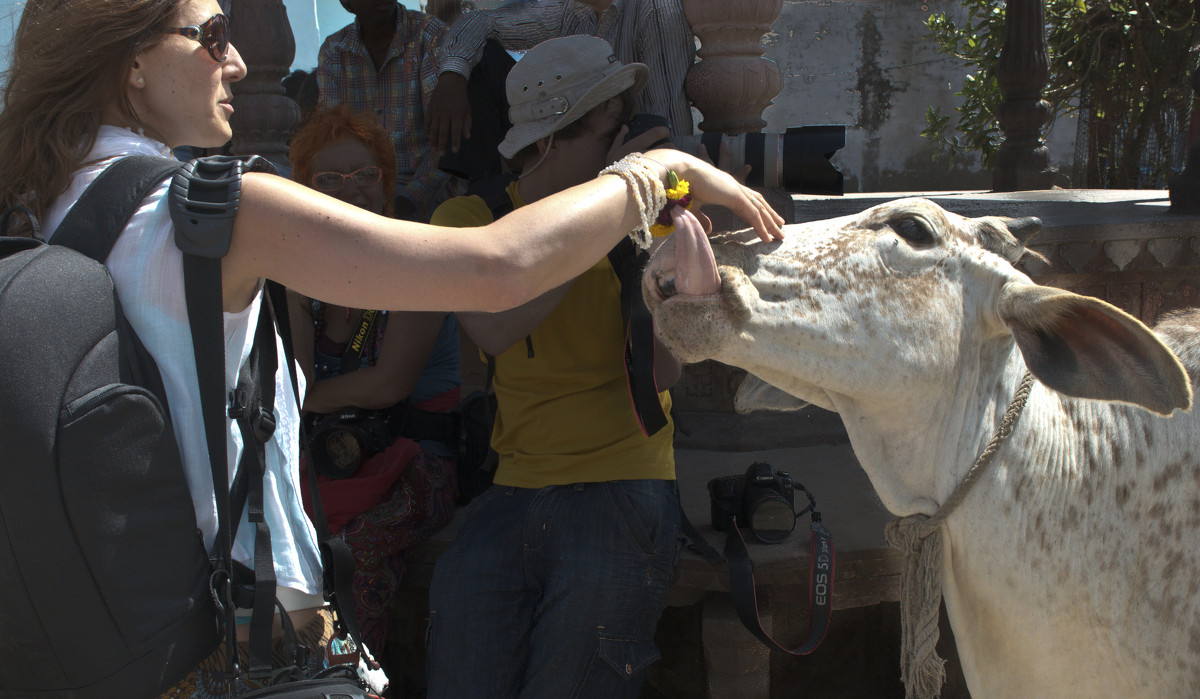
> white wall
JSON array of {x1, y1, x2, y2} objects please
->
[{"x1": 760, "y1": 0, "x2": 1076, "y2": 192}]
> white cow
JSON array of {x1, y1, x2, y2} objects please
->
[{"x1": 643, "y1": 198, "x2": 1199, "y2": 698}]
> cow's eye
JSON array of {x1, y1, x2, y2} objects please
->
[{"x1": 892, "y1": 217, "x2": 934, "y2": 245}]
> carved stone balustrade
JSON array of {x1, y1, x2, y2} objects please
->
[
  {"x1": 680, "y1": 0, "x2": 783, "y2": 135},
  {"x1": 229, "y1": 0, "x2": 299, "y2": 170}
]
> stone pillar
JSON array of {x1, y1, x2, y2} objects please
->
[
  {"x1": 992, "y1": 0, "x2": 1057, "y2": 191},
  {"x1": 681, "y1": 0, "x2": 783, "y2": 135},
  {"x1": 1169, "y1": 65, "x2": 1200, "y2": 214},
  {"x1": 702, "y1": 596, "x2": 772, "y2": 698},
  {"x1": 228, "y1": 0, "x2": 299, "y2": 170}
]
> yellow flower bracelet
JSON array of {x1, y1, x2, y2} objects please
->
[{"x1": 648, "y1": 171, "x2": 694, "y2": 237}]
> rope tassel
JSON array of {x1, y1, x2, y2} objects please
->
[
  {"x1": 885, "y1": 518, "x2": 947, "y2": 699},
  {"x1": 883, "y1": 372, "x2": 1034, "y2": 699}
]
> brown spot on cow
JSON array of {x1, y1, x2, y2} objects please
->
[
  {"x1": 1064, "y1": 505, "x2": 1081, "y2": 531},
  {"x1": 1154, "y1": 462, "x2": 1183, "y2": 492}
]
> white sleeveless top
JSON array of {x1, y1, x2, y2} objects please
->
[{"x1": 43, "y1": 126, "x2": 323, "y2": 604}]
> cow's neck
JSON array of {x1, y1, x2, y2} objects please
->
[{"x1": 828, "y1": 346, "x2": 1032, "y2": 519}]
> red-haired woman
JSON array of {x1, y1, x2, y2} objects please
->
[{"x1": 287, "y1": 104, "x2": 460, "y2": 660}]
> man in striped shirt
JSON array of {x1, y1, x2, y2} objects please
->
[
  {"x1": 317, "y1": 0, "x2": 460, "y2": 221},
  {"x1": 426, "y1": 0, "x2": 695, "y2": 157}
]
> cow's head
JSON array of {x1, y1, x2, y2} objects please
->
[{"x1": 645, "y1": 197, "x2": 1191, "y2": 420}]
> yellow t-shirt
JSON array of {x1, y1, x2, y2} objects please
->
[{"x1": 431, "y1": 181, "x2": 675, "y2": 488}]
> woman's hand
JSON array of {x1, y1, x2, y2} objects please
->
[{"x1": 644, "y1": 148, "x2": 785, "y2": 242}]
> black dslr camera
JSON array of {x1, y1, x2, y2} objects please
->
[
  {"x1": 709, "y1": 462, "x2": 796, "y2": 544},
  {"x1": 305, "y1": 408, "x2": 396, "y2": 480},
  {"x1": 622, "y1": 113, "x2": 846, "y2": 195}
]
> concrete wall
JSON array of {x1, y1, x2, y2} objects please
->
[{"x1": 757, "y1": 0, "x2": 1077, "y2": 193}]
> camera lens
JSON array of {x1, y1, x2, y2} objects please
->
[
  {"x1": 313, "y1": 428, "x2": 364, "y2": 479},
  {"x1": 675, "y1": 125, "x2": 845, "y2": 194},
  {"x1": 748, "y1": 495, "x2": 795, "y2": 544}
]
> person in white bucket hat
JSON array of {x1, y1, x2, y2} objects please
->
[
  {"x1": 425, "y1": 35, "x2": 686, "y2": 699},
  {"x1": 496, "y1": 34, "x2": 649, "y2": 161}
]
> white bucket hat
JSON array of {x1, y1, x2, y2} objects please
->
[{"x1": 498, "y1": 35, "x2": 649, "y2": 160}]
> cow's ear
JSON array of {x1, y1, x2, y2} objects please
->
[
  {"x1": 735, "y1": 374, "x2": 810, "y2": 413},
  {"x1": 997, "y1": 283, "x2": 1192, "y2": 415}
]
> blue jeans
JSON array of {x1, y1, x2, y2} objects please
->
[{"x1": 426, "y1": 479, "x2": 681, "y2": 699}]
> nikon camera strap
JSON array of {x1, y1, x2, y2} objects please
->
[{"x1": 340, "y1": 309, "x2": 381, "y2": 374}]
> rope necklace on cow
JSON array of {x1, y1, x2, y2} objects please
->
[
  {"x1": 679, "y1": 466, "x2": 836, "y2": 656},
  {"x1": 885, "y1": 370, "x2": 1035, "y2": 699}
]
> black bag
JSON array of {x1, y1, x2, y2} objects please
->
[
  {"x1": 0, "y1": 157, "x2": 220, "y2": 697},
  {"x1": 0, "y1": 155, "x2": 372, "y2": 698},
  {"x1": 237, "y1": 665, "x2": 373, "y2": 698}
]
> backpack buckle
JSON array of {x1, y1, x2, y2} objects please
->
[
  {"x1": 228, "y1": 388, "x2": 276, "y2": 443},
  {"x1": 227, "y1": 387, "x2": 251, "y2": 420},
  {"x1": 250, "y1": 409, "x2": 276, "y2": 443}
]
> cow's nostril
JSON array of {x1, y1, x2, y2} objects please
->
[{"x1": 657, "y1": 274, "x2": 677, "y2": 298}]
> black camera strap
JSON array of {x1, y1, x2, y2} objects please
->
[
  {"x1": 680, "y1": 494, "x2": 835, "y2": 656},
  {"x1": 724, "y1": 514, "x2": 835, "y2": 656},
  {"x1": 608, "y1": 237, "x2": 669, "y2": 437}
]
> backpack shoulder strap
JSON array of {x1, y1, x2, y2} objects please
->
[
  {"x1": 52, "y1": 155, "x2": 183, "y2": 261},
  {"x1": 170, "y1": 154, "x2": 276, "y2": 258},
  {"x1": 172, "y1": 156, "x2": 375, "y2": 678}
]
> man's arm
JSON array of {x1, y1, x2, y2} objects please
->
[
  {"x1": 436, "y1": 0, "x2": 571, "y2": 78},
  {"x1": 400, "y1": 19, "x2": 458, "y2": 218},
  {"x1": 427, "y1": 0, "x2": 572, "y2": 154},
  {"x1": 457, "y1": 280, "x2": 576, "y2": 356}
]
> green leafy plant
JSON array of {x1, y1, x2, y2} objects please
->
[{"x1": 922, "y1": 0, "x2": 1198, "y2": 188}]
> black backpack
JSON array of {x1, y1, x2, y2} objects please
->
[
  {"x1": 0, "y1": 156, "x2": 368, "y2": 698},
  {"x1": 0, "y1": 157, "x2": 222, "y2": 698}
]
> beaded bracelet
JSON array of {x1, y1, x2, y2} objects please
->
[{"x1": 599, "y1": 153, "x2": 668, "y2": 250}]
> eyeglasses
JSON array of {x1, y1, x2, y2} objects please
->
[
  {"x1": 164, "y1": 14, "x2": 230, "y2": 63},
  {"x1": 311, "y1": 166, "x2": 383, "y2": 192}
]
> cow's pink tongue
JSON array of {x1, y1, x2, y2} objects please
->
[{"x1": 674, "y1": 208, "x2": 720, "y2": 296}]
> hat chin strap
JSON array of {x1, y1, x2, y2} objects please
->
[{"x1": 518, "y1": 133, "x2": 556, "y2": 179}]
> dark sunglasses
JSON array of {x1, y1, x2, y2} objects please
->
[
  {"x1": 311, "y1": 166, "x2": 383, "y2": 192},
  {"x1": 164, "y1": 14, "x2": 230, "y2": 63}
]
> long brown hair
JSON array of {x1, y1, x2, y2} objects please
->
[
  {"x1": 0, "y1": 0, "x2": 180, "y2": 234},
  {"x1": 289, "y1": 105, "x2": 398, "y2": 218}
]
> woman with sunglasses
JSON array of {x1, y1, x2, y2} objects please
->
[
  {"x1": 286, "y1": 104, "x2": 461, "y2": 671},
  {"x1": 0, "y1": 0, "x2": 781, "y2": 693}
]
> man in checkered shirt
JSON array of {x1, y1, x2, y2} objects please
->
[{"x1": 317, "y1": 0, "x2": 462, "y2": 221}]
